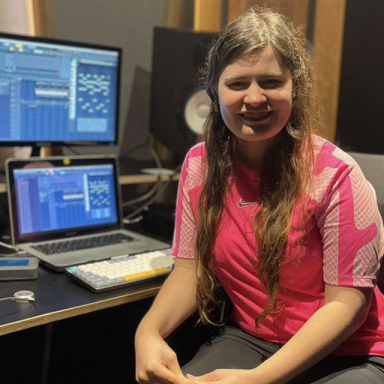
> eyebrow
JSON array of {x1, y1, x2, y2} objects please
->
[
  {"x1": 223, "y1": 72, "x2": 286, "y2": 81},
  {"x1": 260, "y1": 72, "x2": 286, "y2": 78}
]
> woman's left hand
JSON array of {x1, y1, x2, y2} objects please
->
[{"x1": 185, "y1": 369, "x2": 255, "y2": 383}]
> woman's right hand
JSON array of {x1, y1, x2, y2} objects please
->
[
  {"x1": 135, "y1": 258, "x2": 198, "y2": 383},
  {"x1": 135, "y1": 329, "x2": 187, "y2": 383}
]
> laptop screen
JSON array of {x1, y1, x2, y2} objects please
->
[{"x1": 6, "y1": 156, "x2": 122, "y2": 244}]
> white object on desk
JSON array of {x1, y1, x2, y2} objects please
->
[
  {"x1": 140, "y1": 168, "x2": 176, "y2": 176},
  {"x1": 0, "y1": 290, "x2": 35, "y2": 303}
]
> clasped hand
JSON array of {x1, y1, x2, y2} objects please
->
[{"x1": 138, "y1": 367, "x2": 254, "y2": 384}]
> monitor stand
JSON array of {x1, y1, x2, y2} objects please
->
[
  {"x1": 30, "y1": 146, "x2": 41, "y2": 157},
  {"x1": 30, "y1": 146, "x2": 63, "y2": 157}
]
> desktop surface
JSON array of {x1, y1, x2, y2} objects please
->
[
  {"x1": 0, "y1": 216, "x2": 172, "y2": 335},
  {"x1": 0, "y1": 260, "x2": 159, "y2": 384},
  {"x1": 0, "y1": 260, "x2": 163, "y2": 336},
  {"x1": 0, "y1": 217, "x2": 173, "y2": 384}
]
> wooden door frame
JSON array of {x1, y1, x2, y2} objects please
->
[{"x1": 30, "y1": 0, "x2": 55, "y2": 37}]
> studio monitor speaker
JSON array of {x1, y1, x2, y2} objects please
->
[{"x1": 149, "y1": 27, "x2": 216, "y2": 158}]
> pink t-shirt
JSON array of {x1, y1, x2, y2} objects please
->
[{"x1": 171, "y1": 135, "x2": 384, "y2": 356}]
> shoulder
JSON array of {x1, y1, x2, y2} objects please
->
[
  {"x1": 184, "y1": 142, "x2": 207, "y2": 163},
  {"x1": 312, "y1": 134, "x2": 358, "y2": 169},
  {"x1": 179, "y1": 142, "x2": 207, "y2": 190},
  {"x1": 311, "y1": 135, "x2": 365, "y2": 200}
]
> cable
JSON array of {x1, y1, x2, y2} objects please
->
[
  {"x1": 122, "y1": 146, "x2": 163, "y2": 208},
  {"x1": 64, "y1": 145, "x2": 82, "y2": 155},
  {"x1": 0, "y1": 241, "x2": 19, "y2": 257},
  {"x1": 0, "y1": 291, "x2": 35, "y2": 303},
  {"x1": 120, "y1": 137, "x2": 150, "y2": 160},
  {"x1": 0, "y1": 241, "x2": 18, "y2": 251},
  {"x1": 123, "y1": 162, "x2": 182, "y2": 223},
  {"x1": 123, "y1": 215, "x2": 144, "y2": 224},
  {"x1": 121, "y1": 135, "x2": 182, "y2": 222}
]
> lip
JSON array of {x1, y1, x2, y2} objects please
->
[{"x1": 240, "y1": 111, "x2": 272, "y2": 122}]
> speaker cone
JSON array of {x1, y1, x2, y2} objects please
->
[{"x1": 183, "y1": 88, "x2": 211, "y2": 136}]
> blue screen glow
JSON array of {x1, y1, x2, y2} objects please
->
[{"x1": 0, "y1": 35, "x2": 120, "y2": 145}]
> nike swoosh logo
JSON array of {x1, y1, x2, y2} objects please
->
[{"x1": 237, "y1": 198, "x2": 258, "y2": 208}]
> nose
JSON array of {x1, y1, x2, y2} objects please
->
[{"x1": 243, "y1": 82, "x2": 267, "y2": 105}]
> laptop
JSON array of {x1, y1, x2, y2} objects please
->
[{"x1": 5, "y1": 155, "x2": 170, "y2": 272}]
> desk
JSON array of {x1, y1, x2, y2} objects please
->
[
  {"x1": 0, "y1": 160, "x2": 176, "y2": 336},
  {"x1": 0, "y1": 264, "x2": 164, "y2": 384},
  {"x1": 0, "y1": 159, "x2": 177, "y2": 383},
  {"x1": 0, "y1": 266, "x2": 163, "y2": 337}
]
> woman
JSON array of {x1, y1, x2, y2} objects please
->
[{"x1": 135, "y1": 7, "x2": 384, "y2": 383}]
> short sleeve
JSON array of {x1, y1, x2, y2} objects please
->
[
  {"x1": 171, "y1": 143, "x2": 206, "y2": 259},
  {"x1": 315, "y1": 145, "x2": 384, "y2": 288}
]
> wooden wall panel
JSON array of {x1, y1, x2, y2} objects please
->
[
  {"x1": 312, "y1": 0, "x2": 346, "y2": 142},
  {"x1": 31, "y1": 0, "x2": 55, "y2": 37},
  {"x1": 165, "y1": 0, "x2": 182, "y2": 27},
  {"x1": 165, "y1": 0, "x2": 194, "y2": 29},
  {"x1": 194, "y1": 0, "x2": 222, "y2": 31},
  {"x1": 228, "y1": 0, "x2": 309, "y2": 38}
]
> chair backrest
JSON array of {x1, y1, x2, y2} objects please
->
[{"x1": 348, "y1": 152, "x2": 384, "y2": 292}]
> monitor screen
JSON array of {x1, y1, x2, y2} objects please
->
[
  {"x1": 12, "y1": 163, "x2": 118, "y2": 236},
  {"x1": 6, "y1": 155, "x2": 122, "y2": 243},
  {"x1": 0, "y1": 33, "x2": 121, "y2": 148}
]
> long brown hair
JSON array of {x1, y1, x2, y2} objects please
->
[{"x1": 195, "y1": 7, "x2": 319, "y2": 326}]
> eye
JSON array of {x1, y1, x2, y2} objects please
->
[
  {"x1": 227, "y1": 81, "x2": 248, "y2": 90},
  {"x1": 260, "y1": 79, "x2": 283, "y2": 89}
]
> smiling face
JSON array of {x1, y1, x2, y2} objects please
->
[{"x1": 217, "y1": 45, "x2": 294, "y2": 155}]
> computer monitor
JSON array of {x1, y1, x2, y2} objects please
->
[{"x1": 0, "y1": 33, "x2": 122, "y2": 155}]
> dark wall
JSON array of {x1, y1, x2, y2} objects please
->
[
  {"x1": 336, "y1": 0, "x2": 384, "y2": 154},
  {"x1": 53, "y1": 0, "x2": 167, "y2": 160}
]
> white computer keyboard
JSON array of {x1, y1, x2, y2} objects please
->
[{"x1": 65, "y1": 249, "x2": 174, "y2": 293}]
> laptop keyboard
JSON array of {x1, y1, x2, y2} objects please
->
[
  {"x1": 31, "y1": 233, "x2": 134, "y2": 255},
  {"x1": 65, "y1": 248, "x2": 174, "y2": 292}
]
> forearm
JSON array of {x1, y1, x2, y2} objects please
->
[
  {"x1": 136, "y1": 259, "x2": 198, "y2": 340},
  {"x1": 250, "y1": 286, "x2": 372, "y2": 384},
  {"x1": 135, "y1": 259, "x2": 197, "y2": 383}
]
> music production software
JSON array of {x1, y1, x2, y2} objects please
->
[
  {"x1": 13, "y1": 165, "x2": 118, "y2": 236},
  {"x1": 0, "y1": 36, "x2": 120, "y2": 144}
]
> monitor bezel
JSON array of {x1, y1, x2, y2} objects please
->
[
  {"x1": 5, "y1": 155, "x2": 124, "y2": 245},
  {"x1": 0, "y1": 32, "x2": 122, "y2": 148}
]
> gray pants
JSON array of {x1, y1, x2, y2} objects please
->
[{"x1": 181, "y1": 326, "x2": 384, "y2": 383}]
